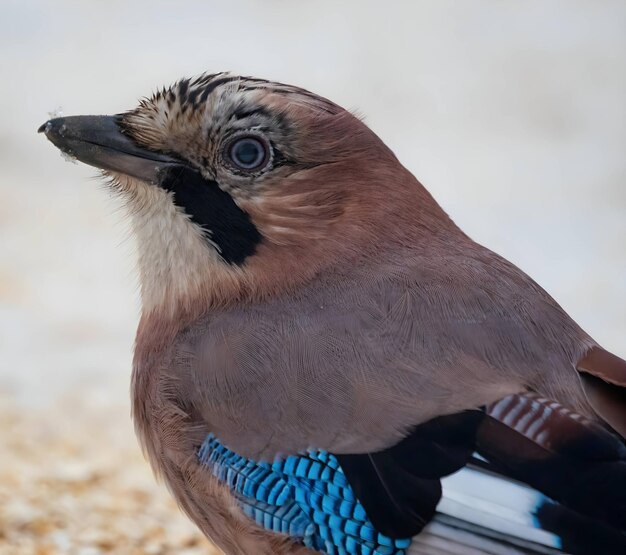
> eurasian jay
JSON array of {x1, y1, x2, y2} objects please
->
[{"x1": 40, "y1": 73, "x2": 625, "y2": 555}]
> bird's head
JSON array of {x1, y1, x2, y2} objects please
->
[{"x1": 40, "y1": 73, "x2": 451, "y2": 321}]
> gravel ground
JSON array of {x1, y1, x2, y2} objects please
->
[{"x1": 0, "y1": 392, "x2": 219, "y2": 555}]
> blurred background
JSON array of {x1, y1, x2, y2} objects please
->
[{"x1": 0, "y1": 1, "x2": 624, "y2": 553}]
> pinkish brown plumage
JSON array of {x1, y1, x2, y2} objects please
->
[{"x1": 40, "y1": 73, "x2": 626, "y2": 554}]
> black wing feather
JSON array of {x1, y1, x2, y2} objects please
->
[{"x1": 336, "y1": 410, "x2": 483, "y2": 538}]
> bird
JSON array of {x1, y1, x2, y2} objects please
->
[{"x1": 39, "y1": 72, "x2": 625, "y2": 555}]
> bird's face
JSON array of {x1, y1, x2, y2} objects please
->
[{"x1": 40, "y1": 73, "x2": 439, "y2": 319}]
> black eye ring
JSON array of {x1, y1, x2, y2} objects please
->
[{"x1": 227, "y1": 135, "x2": 270, "y2": 171}]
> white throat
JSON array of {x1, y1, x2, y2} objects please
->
[{"x1": 122, "y1": 178, "x2": 237, "y2": 315}]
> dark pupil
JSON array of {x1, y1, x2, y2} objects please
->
[{"x1": 233, "y1": 139, "x2": 262, "y2": 167}]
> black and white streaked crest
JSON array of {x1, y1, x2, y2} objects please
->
[{"x1": 150, "y1": 72, "x2": 340, "y2": 116}]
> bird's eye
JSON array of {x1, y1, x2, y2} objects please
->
[{"x1": 227, "y1": 136, "x2": 270, "y2": 171}]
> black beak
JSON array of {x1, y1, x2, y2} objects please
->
[{"x1": 38, "y1": 115, "x2": 181, "y2": 184}]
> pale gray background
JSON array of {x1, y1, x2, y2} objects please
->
[{"x1": 1, "y1": 0, "x2": 624, "y2": 406}]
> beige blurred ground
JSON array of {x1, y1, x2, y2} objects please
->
[
  {"x1": 0, "y1": 393, "x2": 217, "y2": 555},
  {"x1": 0, "y1": 1, "x2": 624, "y2": 553}
]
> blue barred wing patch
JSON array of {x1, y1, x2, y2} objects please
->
[{"x1": 198, "y1": 434, "x2": 411, "y2": 555}]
